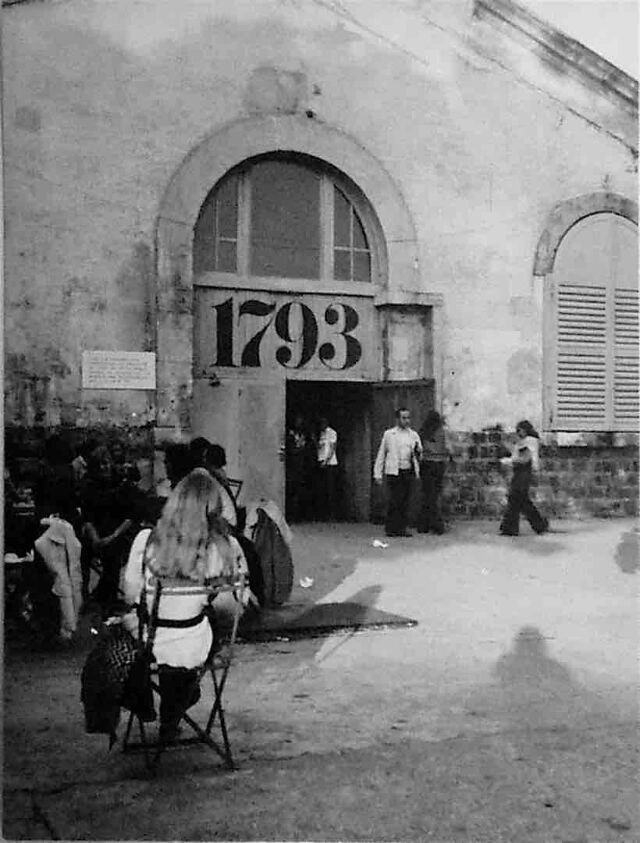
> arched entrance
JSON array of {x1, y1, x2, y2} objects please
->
[{"x1": 155, "y1": 115, "x2": 432, "y2": 518}]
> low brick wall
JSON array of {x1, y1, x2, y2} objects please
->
[
  {"x1": 441, "y1": 429, "x2": 638, "y2": 520},
  {"x1": 4, "y1": 425, "x2": 638, "y2": 522}
]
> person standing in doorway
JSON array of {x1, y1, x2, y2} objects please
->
[
  {"x1": 418, "y1": 410, "x2": 449, "y2": 534},
  {"x1": 499, "y1": 420, "x2": 549, "y2": 536},
  {"x1": 373, "y1": 408, "x2": 422, "y2": 537},
  {"x1": 315, "y1": 416, "x2": 339, "y2": 521},
  {"x1": 285, "y1": 415, "x2": 314, "y2": 522}
]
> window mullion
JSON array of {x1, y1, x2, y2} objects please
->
[
  {"x1": 605, "y1": 217, "x2": 616, "y2": 427},
  {"x1": 238, "y1": 172, "x2": 251, "y2": 276},
  {"x1": 544, "y1": 275, "x2": 557, "y2": 430},
  {"x1": 320, "y1": 176, "x2": 333, "y2": 282},
  {"x1": 349, "y1": 205, "x2": 355, "y2": 281}
]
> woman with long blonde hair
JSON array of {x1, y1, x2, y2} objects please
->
[
  {"x1": 146, "y1": 467, "x2": 236, "y2": 581},
  {"x1": 122, "y1": 468, "x2": 251, "y2": 739}
]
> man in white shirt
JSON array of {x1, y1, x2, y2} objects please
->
[
  {"x1": 315, "y1": 416, "x2": 339, "y2": 520},
  {"x1": 373, "y1": 408, "x2": 422, "y2": 537}
]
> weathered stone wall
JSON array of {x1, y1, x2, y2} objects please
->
[{"x1": 2, "y1": 0, "x2": 637, "y2": 506}]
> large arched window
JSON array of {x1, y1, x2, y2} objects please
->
[
  {"x1": 193, "y1": 153, "x2": 373, "y2": 284},
  {"x1": 544, "y1": 212, "x2": 638, "y2": 431}
]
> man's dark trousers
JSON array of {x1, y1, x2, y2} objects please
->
[
  {"x1": 385, "y1": 469, "x2": 414, "y2": 536},
  {"x1": 316, "y1": 465, "x2": 339, "y2": 521},
  {"x1": 419, "y1": 461, "x2": 446, "y2": 533}
]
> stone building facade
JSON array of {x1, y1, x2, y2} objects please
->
[{"x1": 3, "y1": 0, "x2": 638, "y2": 520}]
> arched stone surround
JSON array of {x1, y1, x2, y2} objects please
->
[
  {"x1": 533, "y1": 191, "x2": 638, "y2": 276},
  {"x1": 154, "y1": 115, "x2": 420, "y2": 433}
]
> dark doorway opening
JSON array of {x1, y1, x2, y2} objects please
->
[{"x1": 285, "y1": 381, "x2": 372, "y2": 523}]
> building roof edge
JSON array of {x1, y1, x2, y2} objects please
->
[{"x1": 474, "y1": 0, "x2": 638, "y2": 114}]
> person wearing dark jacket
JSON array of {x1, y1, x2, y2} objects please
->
[
  {"x1": 285, "y1": 415, "x2": 315, "y2": 523},
  {"x1": 80, "y1": 445, "x2": 137, "y2": 615},
  {"x1": 418, "y1": 411, "x2": 449, "y2": 534},
  {"x1": 33, "y1": 435, "x2": 80, "y2": 528}
]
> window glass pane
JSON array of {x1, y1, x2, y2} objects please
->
[
  {"x1": 334, "y1": 187, "x2": 351, "y2": 248},
  {"x1": 353, "y1": 251, "x2": 371, "y2": 284},
  {"x1": 193, "y1": 198, "x2": 216, "y2": 274},
  {"x1": 353, "y1": 210, "x2": 368, "y2": 250},
  {"x1": 250, "y1": 160, "x2": 320, "y2": 278},
  {"x1": 216, "y1": 175, "x2": 238, "y2": 239},
  {"x1": 334, "y1": 249, "x2": 351, "y2": 281},
  {"x1": 217, "y1": 241, "x2": 237, "y2": 273}
]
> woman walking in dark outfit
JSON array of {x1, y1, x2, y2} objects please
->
[
  {"x1": 418, "y1": 411, "x2": 448, "y2": 534},
  {"x1": 499, "y1": 420, "x2": 549, "y2": 536}
]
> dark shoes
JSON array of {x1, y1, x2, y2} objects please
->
[{"x1": 500, "y1": 520, "x2": 549, "y2": 537}]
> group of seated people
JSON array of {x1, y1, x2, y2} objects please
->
[
  {"x1": 7, "y1": 433, "x2": 294, "y2": 747},
  {"x1": 5, "y1": 434, "x2": 262, "y2": 647}
]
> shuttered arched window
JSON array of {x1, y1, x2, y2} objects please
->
[{"x1": 545, "y1": 213, "x2": 638, "y2": 431}]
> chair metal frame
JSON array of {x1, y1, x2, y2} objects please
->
[
  {"x1": 121, "y1": 574, "x2": 246, "y2": 775},
  {"x1": 226, "y1": 478, "x2": 243, "y2": 502}
]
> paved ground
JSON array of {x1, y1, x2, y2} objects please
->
[{"x1": 3, "y1": 517, "x2": 639, "y2": 841}]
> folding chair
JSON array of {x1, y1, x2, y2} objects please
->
[
  {"x1": 121, "y1": 573, "x2": 246, "y2": 775},
  {"x1": 226, "y1": 478, "x2": 243, "y2": 502}
]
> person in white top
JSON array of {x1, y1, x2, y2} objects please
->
[
  {"x1": 373, "y1": 407, "x2": 422, "y2": 537},
  {"x1": 315, "y1": 416, "x2": 339, "y2": 521},
  {"x1": 121, "y1": 468, "x2": 253, "y2": 740},
  {"x1": 499, "y1": 420, "x2": 549, "y2": 536}
]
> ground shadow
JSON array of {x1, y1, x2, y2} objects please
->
[
  {"x1": 494, "y1": 625, "x2": 574, "y2": 692},
  {"x1": 614, "y1": 529, "x2": 639, "y2": 574},
  {"x1": 463, "y1": 624, "x2": 617, "y2": 737},
  {"x1": 239, "y1": 583, "x2": 417, "y2": 643}
]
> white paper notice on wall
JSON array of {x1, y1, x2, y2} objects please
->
[{"x1": 82, "y1": 351, "x2": 156, "y2": 390}]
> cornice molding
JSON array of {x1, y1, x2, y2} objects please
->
[{"x1": 474, "y1": 0, "x2": 638, "y2": 116}]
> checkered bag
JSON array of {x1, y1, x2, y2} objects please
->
[{"x1": 81, "y1": 621, "x2": 142, "y2": 744}]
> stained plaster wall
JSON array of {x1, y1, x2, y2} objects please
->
[{"x1": 3, "y1": 0, "x2": 637, "y2": 442}]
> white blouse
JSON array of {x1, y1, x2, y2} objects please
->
[
  {"x1": 121, "y1": 528, "x2": 247, "y2": 668},
  {"x1": 515, "y1": 435, "x2": 540, "y2": 471}
]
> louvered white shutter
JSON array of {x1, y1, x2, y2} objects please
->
[
  {"x1": 554, "y1": 283, "x2": 608, "y2": 428},
  {"x1": 614, "y1": 290, "x2": 639, "y2": 427},
  {"x1": 547, "y1": 213, "x2": 638, "y2": 432},
  {"x1": 612, "y1": 219, "x2": 639, "y2": 430}
]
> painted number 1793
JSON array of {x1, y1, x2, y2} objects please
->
[{"x1": 212, "y1": 297, "x2": 363, "y2": 370}]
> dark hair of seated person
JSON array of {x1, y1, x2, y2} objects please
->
[
  {"x1": 164, "y1": 443, "x2": 192, "y2": 489},
  {"x1": 188, "y1": 437, "x2": 211, "y2": 469},
  {"x1": 207, "y1": 444, "x2": 227, "y2": 471}
]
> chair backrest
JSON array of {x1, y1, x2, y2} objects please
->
[
  {"x1": 226, "y1": 478, "x2": 243, "y2": 502},
  {"x1": 139, "y1": 572, "x2": 248, "y2": 662}
]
